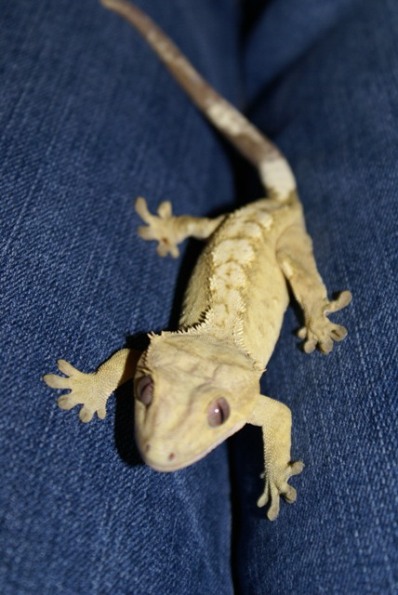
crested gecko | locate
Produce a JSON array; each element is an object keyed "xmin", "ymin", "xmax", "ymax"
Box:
[{"xmin": 43, "ymin": 0, "xmax": 352, "ymax": 520}]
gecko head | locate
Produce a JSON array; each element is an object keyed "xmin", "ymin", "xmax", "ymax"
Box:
[{"xmin": 133, "ymin": 332, "xmax": 258, "ymax": 472}]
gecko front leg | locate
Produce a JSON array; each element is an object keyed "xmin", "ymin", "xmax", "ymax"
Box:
[
  {"xmin": 277, "ymin": 224, "xmax": 352, "ymax": 354},
  {"xmin": 43, "ymin": 348, "xmax": 139, "ymax": 422},
  {"xmin": 249, "ymin": 395, "xmax": 304, "ymax": 521},
  {"xmin": 135, "ymin": 197, "xmax": 224, "ymax": 257}
]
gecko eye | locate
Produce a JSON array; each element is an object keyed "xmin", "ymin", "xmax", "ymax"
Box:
[
  {"xmin": 136, "ymin": 376, "xmax": 153, "ymax": 406},
  {"xmin": 207, "ymin": 397, "xmax": 230, "ymax": 427}
]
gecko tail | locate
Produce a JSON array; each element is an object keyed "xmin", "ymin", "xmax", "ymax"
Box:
[{"xmin": 101, "ymin": 0, "xmax": 296, "ymax": 201}]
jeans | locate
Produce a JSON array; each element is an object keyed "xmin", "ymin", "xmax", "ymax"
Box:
[{"xmin": 0, "ymin": 0, "xmax": 396, "ymax": 593}]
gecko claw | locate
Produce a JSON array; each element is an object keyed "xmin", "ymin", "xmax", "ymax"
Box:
[{"xmin": 258, "ymin": 461, "xmax": 304, "ymax": 521}]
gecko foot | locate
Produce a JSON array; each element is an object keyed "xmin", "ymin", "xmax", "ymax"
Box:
[
  {"xmin": 135, "ymin": 197, "xmax": 180, "ymax": 258},
  {"xmin": 43, "ymin": 359, "xmax": 108, "ymax": 422},
  {"xmin": 257, "ymin": 460, "xmax": 304, "ymax": 521},
  {"xmin": 298, "ymin": 290, "xmax": 352, "ymax": 354}
]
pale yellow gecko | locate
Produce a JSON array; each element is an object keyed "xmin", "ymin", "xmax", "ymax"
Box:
[{"xmin": 43, "ymin": 0, "xmax": 352, "ymax": 520}]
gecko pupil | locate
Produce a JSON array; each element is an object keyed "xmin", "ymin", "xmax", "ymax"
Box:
[
  {"xmin": 208, "ymin": 397, "xmax": 230, "ymax": 427},
  {"xmin": 136, "ymin": 375, "xmax": 153, "ymax": 406}
]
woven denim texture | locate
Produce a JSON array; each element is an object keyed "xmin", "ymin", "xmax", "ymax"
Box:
[{"xmin": 0, "ymin": 0, "xmax": 397, "ymax": 593}]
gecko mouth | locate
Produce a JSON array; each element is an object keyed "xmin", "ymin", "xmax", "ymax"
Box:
[
  {"xmin": 143, "ymin": 449, "xmax": 208, "ymax": 473},
  {"xmin": 139, "ymin": 420, "xmax": 246, "ymax": 472}
]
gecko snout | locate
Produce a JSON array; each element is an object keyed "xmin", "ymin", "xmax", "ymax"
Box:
[{"xmin": 140, "ymin": 441, "xmax": 179, "ymax": 471}]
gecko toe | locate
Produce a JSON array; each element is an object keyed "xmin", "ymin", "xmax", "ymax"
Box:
[
  {"xmin": 157, "ymin": 200, "xmax": 172, "ymax": 218},
  {"xmin": 57, "ymin": 359, "xmax": 78, "ymax": 375},
  {"xmin": 283, "ymin": 485, "xmax": 297, "ymax": 503},
  {"xmin": 290, "ymin": 461, "xmax": 304, "ymax": 476},
  {"xmin": 330, "ymin": 324, "xmax": 347, "ymax": 341},
  {"xmin": 79, "ymin": 406, "xmax": 94, "ymax": 423},
  {"xmin": 58, "ymin": 395, "xmax": 77, "ymax": 410},
  {"xmin": 135, "ymin": 197, "xmax": 152, "ymax": 221},
  {"xmin": 43, "ymin": 374, "xmax": 70, "ymax": 390},
  {"xmin": 97, "ymin": 407, "xmax": 107, "ymax": 420},
  {"xmin": 327, "ymin": 290, "xmax": 352, "ymax": 313}
]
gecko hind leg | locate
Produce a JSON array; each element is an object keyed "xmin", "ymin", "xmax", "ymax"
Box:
[
  {"xmin": 135, "ymin": 197, "xmax": 224, "ymax": 258},
  {"xmin": 276, "ymin": 224, "xmax": 352, "ymax": 354},
  {"xmin": 297, "ymin": 289, "xmax": 352, "ymax": 354}
]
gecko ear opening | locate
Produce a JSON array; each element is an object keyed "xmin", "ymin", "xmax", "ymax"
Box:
[{"xmin": 207, "ymin": 398, "xmax": 230, "ymax": 427}]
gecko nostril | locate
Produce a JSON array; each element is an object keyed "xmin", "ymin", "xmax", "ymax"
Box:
[
  {"xmin": 145, "ymin": 444, "xmax": 151, "ymax": 453},
  {"xmin": 168, "ymin": 452, "xmax": 175, "ymax": 461}
]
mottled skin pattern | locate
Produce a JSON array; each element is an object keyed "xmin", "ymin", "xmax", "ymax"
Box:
[{"xmin": 43, "ymin": 0, "xmax": 352, "ymax": 520}]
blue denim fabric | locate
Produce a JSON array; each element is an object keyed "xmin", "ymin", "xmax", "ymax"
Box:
[
  {"xmin": 231, "ymin": 0, "xmax": 398, "ymax": 593},
  {"xmin": 0, "ymin": 1, "xmax": 239, "ymax": 593},
  {"xmin": 0, "ymin": 0, "xmax": 397, "ymax": 594}
]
